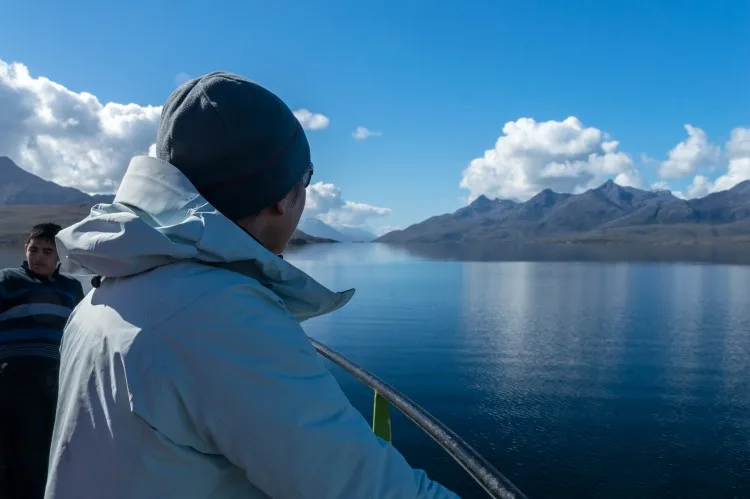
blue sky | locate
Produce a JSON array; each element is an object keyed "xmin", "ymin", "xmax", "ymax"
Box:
[{"xmin": 1, "ymin": 1, "xmax": 748, "ymax": 232}]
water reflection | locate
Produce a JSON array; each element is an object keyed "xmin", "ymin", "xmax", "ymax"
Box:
[
  {"xmin": 285, "ymin": 242, "xmax": 415, "ymax": 264},
  {"xmin": 395, "ymin": 241, "xmax": 750, "ymax": 265},
  {"xmin": 286, "ymin": 243, "xmax": 750, "ymax": 497}
]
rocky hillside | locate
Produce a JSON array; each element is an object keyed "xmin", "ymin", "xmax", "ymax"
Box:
[{"xmin": 377, "ymin": 180, "xmax": 750, "ymax": 244}]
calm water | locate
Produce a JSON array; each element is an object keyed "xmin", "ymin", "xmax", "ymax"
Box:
[
  {"xmin": 285, "ymin": 243, "xmax": 750, "ymax": 499},
  {"xmin": 2, "ymin": 244, "xmax": 749, "ymax": 498}
]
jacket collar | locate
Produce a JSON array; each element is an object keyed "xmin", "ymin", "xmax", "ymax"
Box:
[{"xmin": 56, "ymin": 155, "xmax": 354, "ymax": 322}]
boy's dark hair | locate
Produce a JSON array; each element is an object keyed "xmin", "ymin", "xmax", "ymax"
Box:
[{"xmin": 27, "ymin": 223, "xmax": 63, "ymax": 245}]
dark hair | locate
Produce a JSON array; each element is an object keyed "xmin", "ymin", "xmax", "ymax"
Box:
[
  {"xmin": 27, "ymin": 223, "xmax": 63, "ymax": 245},
  {"xmin": 290, "ymin": 162, "xmax": 313, "ymax": 205},
  {"xmin": 289, "ymin": 177, "xmax": 306, "ymax": 205}
]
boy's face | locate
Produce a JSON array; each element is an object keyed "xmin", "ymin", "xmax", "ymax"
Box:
[{"xmin": 24, "ymin": 238, "xmax": 59, "ymax": 277}]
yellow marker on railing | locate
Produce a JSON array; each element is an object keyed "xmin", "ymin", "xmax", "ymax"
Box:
[{"xmin": 372, "ymin": 391, "xmax": 392, "ymax": 442}]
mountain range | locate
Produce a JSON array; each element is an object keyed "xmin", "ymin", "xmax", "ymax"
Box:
[
  {"xmin": 7, "ymin": 154, "xmax": 750, "ymax": 246},
  {"xmin": 377, "ymin": 180, "xmax": 750, "ymax": 244},
  {"xmin": 0, "ymin": 156, "xmax": 330, "ymax": 246}
]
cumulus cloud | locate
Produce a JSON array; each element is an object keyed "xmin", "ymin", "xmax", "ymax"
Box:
[
  {"xmin": 293, "ymin": 108, "xmax": 330, "ymax": 131},
  {"xmin": 0, "ymin": 59, "xmax": 161, "ymax": 193},
  {"xmin": 672, "ymin": 190, "xmax": 687, "ymax": 200},
  {"xmin": 304, "ymin": 181, "xmax": 390, "ymax": 227},
  {"xmin": 0, "ymin": 59, "xmax": 332, "ymax": 194},
  {"xmin": 657, "ymin": 125, "xmax": 719, "ymax": 179},
  {"xmin": 352, "ymin": 126, "xmax": 382, "ymax": 141},
  {"xmin": 710, "ymin": 127, "xmax": 750, "ymax": 192},
  {"xmin": 651, "ymin": 127, "xmax": 750, "ymax": 199},
  {"xmin": 685, "ymin": 175, "xmax": 713, "ymax": 198},
  {"xmin": 681, "ymin": 127, "xmax": 750, "ymax": 196},
  {"xmin": 651, "ymin": 180, "xmax": 671, "ymax": 191},
  {"xmin": 460, "ymin": 116, "xmax": 644, "ymax": 202}
]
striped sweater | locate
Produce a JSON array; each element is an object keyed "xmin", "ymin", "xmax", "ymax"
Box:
[{"xmin": 0, "ymin": 262, "xmax": 85, "ymax": 361}]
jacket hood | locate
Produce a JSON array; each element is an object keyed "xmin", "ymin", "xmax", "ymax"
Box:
[{"xmin": 56, "ymin": 155, "xmax": 353, "ymax": 321}]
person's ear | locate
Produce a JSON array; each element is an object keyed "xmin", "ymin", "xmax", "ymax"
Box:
[
  {"xmin": 269, "ymin": 199, "xmax": 288, "ymax": 216},
  {"xmin": 270, "ymin": 187, "xmax": 300, "ymax": 216},
  {"xmin": 23, "ymin": 243, "xmax": 28, "ymax": 253}
]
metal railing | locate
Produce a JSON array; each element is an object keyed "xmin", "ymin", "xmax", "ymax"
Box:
[{"xmin": 310, "ymin": 339, "xmax": 529, "ymax": 499}]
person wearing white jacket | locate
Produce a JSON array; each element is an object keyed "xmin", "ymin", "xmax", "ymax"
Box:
[{"xmin": 44, "ymin": 72, "xmax": 459, "ymax": 499}]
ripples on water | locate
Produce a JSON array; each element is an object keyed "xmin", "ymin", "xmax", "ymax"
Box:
[{"xmin": 287, "ymin": 243, "xmax": 750, "ymax": 499}]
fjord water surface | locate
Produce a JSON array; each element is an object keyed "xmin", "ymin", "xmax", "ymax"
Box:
[{"xmin": 286, "ymin": 243, "xmax": 750, "ymax": 498}]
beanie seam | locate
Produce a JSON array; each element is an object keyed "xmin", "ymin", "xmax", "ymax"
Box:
[{"xmin": 197, "ymin": 79, "xmax": 229, "ymax": 133}]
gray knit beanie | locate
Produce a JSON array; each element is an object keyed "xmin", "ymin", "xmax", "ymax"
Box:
[{"xmin": 155, "ymin": 71, "xmax": 310, "ymax": 220}]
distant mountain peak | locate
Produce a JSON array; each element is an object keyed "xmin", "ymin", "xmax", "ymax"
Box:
[
  {"xmin": 468, "ymin": 194, "xmax": 518, "ymax": 209},
  {"xmin": 594, "ymin": 179, "xmax": 628, "ymax": 194},
  {"xmin": 467, "ymin": 194, "xmax": 494, "ymax": 212},
  {"xmin": 0, "ymin": 156, "xmax": 23, "ymax": 169},
  {"xmin": 537, "ymin": 187, "xmax": 563, "ymax": 198},
  {"xmin": 0, "ymin": 156, "xmax": 113, "ymax": 206},
  {"xmin": 302, "ymin": 217, "xmax": 327, "ymax": 226},
  {"xmin": 298, "ymin": 217, "xmax": 376, "ymax": 242},
  {"xmin": 0, "ymin": 156, "xmax": 38, "ymax": 182},
  {"xmin": 528, "ymin": 187, "xmax": 568, "ymax": 207},
  {"xmin": 455, "ymin": 193, "xmax": 516, "ymax": 220}
]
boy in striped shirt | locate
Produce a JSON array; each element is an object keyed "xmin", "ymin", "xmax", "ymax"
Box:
[{"xmin": 0, "ymin": 223, "xmax": 84, "ymax": 498}]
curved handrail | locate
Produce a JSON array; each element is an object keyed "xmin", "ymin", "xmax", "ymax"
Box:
[{"xmin": 310, "ymin": 338, "xmax": 528, "ymax": 499}]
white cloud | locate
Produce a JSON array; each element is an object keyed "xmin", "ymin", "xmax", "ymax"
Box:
[
  {"xmin": 0, "ymin": 59, "xmax": 161, "ymax": 193},
  {"xmin": 460, "ymin": 116, "xmax": 644, "ymax": 202},
  {"xmin": 672, "ymin": 190, "xmax": 687, "ymax": 200},
  {"xmin": 0, "ymin": 59, "xmax": 332, "ymax": 195},
  {"xmin": 352, "ymin": 126, "xmax": 382, "ymax": 141},
  {"xmin": 651, "ymin": 180, "xmax": 671, "ymax": 191},
  {"xmin": 685, "ymin": 175, "xmax": 712, "ymax": 198},
  {"xmin": 174, "ymin": 72, "xmax": 192, "ymax": 87},
  {"xmin": 657, "ymin": 125, "xmax": 719, "ymax": 179},
  {"xmin": 650, "ymin": 180, "xmax": 689, "ymax": 199},
  {"xmin": 293, "ymin": 108, "xmax": 330, "ymax": 131},
  {"xmin": 304, "ymin": 181, "xmax": 390, "ymax": 227},
  {"xmin": 710, "ymin": 127, "xmax": 750, "ymax": 192},
  {"xmin": 680, "ymin": 128, "xmax": 750, "ymax": 197}
]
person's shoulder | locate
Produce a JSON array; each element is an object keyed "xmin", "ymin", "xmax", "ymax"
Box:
[
  {"xmin": 114, "ymin": 260, "xmax": 288, "ymax": 332},
  {"xmin": 168, "ymin": 260, "xmax": 286, "ymax": 310},
  {"xmin": 152, "ymin": 262, "xmax": 308, "ymax": 353},
  {"xmin": 0, "ymin": 267, "xmax": 31, "ymax": 299},
  {"xmin": 0, "ymin": 266, "xmax": 26, "ymax": 284}
]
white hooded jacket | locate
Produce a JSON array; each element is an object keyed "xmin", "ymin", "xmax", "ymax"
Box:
[{"xmin": 45, "ymin": 156, "xmax": 459, "ymax": 499}]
